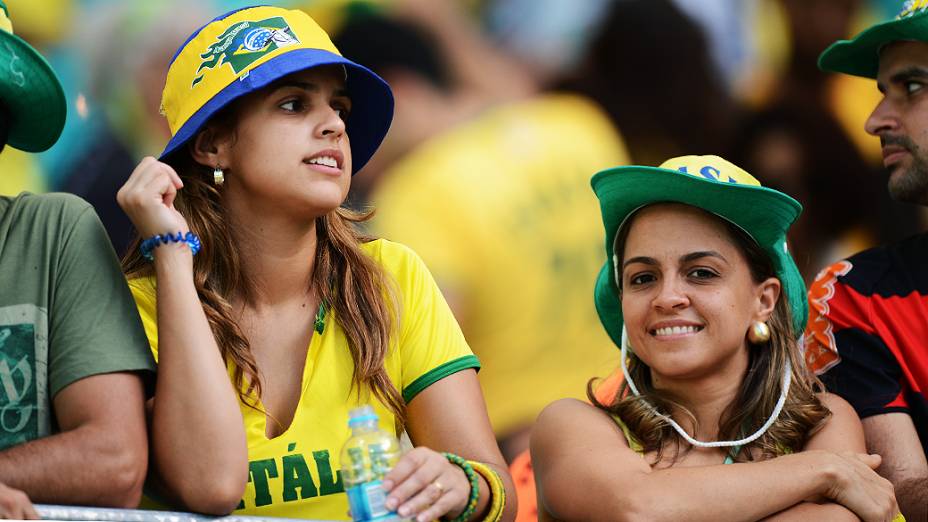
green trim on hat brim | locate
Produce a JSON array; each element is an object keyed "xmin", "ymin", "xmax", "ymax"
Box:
[
  {"xmin": 819, "ymin": 9, "xmax": 928, "ymax": 78},
  {"xmin": 0, "ymin": 29, "xmax": 66, "ymax": 152},
  {"xmin": 591, "ymin": 166, "xmax": 808, "ymax": 350}
]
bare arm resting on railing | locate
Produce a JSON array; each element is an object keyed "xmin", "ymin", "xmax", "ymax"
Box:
[{"xmin": 0, "ymin": 373, "xmax": 148, "ymax": 509}]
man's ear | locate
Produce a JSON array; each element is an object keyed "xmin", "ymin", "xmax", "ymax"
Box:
[
  {"xmin": 190, "ymin": 125, "xmax": 232, "ymax": 169},
  {"xmin": 755, "ymin": 277, "xmax": 781, "ymax": 322}
]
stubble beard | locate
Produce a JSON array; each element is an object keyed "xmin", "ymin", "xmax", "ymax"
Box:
[{"xmin": 886, "ymin": 137, "xmax": 928, "ymax": 206}]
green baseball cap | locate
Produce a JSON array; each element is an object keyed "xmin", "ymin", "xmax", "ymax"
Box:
[
  {"xmin": 592, "ymin": 155, "xmax": 808, "ymax": 349},
  {"xmin": 0, "ymin": 0, "xmax": 66, "ymax": 152},
  {"xmin": 819, "ymin": 0, "xmax": 928, "ymax": 78}
]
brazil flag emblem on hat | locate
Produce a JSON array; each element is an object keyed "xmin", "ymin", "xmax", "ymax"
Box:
[
  {"xmin": 193, "ymin": 16, "xmax": 300, "ymax": 87},
  {"xmin": 819, "ymin": 0, "xmax": 928, "ymax": 78}
]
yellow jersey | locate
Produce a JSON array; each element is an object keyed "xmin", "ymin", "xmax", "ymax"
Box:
[{"xmin": 129, "ymin": 239, "xmax": 479, "ymax": 520}]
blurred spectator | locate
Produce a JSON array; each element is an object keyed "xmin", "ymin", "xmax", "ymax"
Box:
[
  {"xmin": 483, "ymin": 0, "xmax": 613, "ymax": 85},
  {"xmin": 392, "ymin": 0, "xmax": 536, "ymax": 102},
  {"xmin": 729, "ymin": 0, "xmax": 922, "ymax": 282},
  {"xmin": 59, "ymin": 1, "xmax": 213, "ymax": 254},
  {"xmin": 555, "ymin": 0, "xmax": 737, "ymax": 167},
  {"xmin": 0, "ymin": 0, "xmax": 154, "ymax": 515},
  {"xmin": 671, "ymin": 0, "xmax": 760, "ymax": 90},
  {"xmin": 335, "ymin": 12, "xmax": 475, "ymax": 205},
  {"xmin": 333, "ymin": 0, "xmax": 536, "ymax": 204},
  {"xmin": 779, "ymin": 0, "xmax": 862, "ymax": 101},
  {"xmin": 728, "ymin": 101, "xmax": 919, "ymax": 282},
  {"xmin": 339, "ymin": 0, "xmax": 735, "ymax": 462}
]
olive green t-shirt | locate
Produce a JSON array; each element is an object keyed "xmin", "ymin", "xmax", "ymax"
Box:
[{"xmin": 0, "ymin": 192, "xmax": 154, "ymax": 449}]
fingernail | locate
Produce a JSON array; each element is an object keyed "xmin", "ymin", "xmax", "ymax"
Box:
[
  {"xmin": 398, "ymin": 506, "xmax": 410, "ymax": 517},
  {"xmin": 383, "ymin": 480, "xmax": 394, "ymax": 491},
  {"xmin": 386, "ymin": 498, "xmax": 397, "ymax": 510}
]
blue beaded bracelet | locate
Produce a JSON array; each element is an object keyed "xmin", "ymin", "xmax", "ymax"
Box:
[{"xmin": 140, "ymin": 231, "xmax": 201, "ymax": 261}]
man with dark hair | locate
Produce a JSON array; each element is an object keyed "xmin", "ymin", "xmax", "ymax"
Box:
[
  {"xmin": 0, "ymin": 1, "xmax": 154, "ymax": 517},
  {"xmin": 806, "ymin": 1, "xmax": 928, "ymax": 519}
]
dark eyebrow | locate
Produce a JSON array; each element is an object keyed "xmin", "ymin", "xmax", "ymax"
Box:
[
  {"xmin": 270, "ymin": 80, "xmax": 319, "ymax": 94},
  {"xmin": 681, "ymin": 251, "xmax": 728, "ymax": 264},
  {"xmin": 622, "ymin": 256, "xmax": 657, "ymax": 269},
  {"xmin": 622, "ymin": 251, "xmax": 727, "ymax": 270},
  {"xmin": 878, "ymin": 66, "xmax": 928, "ymax": 93},
  {"xmin": 267, "ymin": 81, "xmax": 350, "ymax": 99}
]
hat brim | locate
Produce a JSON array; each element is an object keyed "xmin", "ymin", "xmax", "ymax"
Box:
[
  {"xmin": 818, "ymin": 10, "xmax": 928, "ymax": 78},
  {"xmin": 159, "ymin": 48, "xmax": 393, "ymax": 174},
  {"xmin": 0, "ymin": 31, "xmax": 66, "ymax": 152},
  {"xmin": 591, "ymin": 166, "xmax": 807, "ymax": 349}
]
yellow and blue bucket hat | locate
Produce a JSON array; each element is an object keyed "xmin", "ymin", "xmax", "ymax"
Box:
[
  {"xmin": 592, "ymin": 155, "xmax": 808, "ymax": 348},
  {"xmin": 819, "ymin": 0, "xmax": 928, "ymax": 78},
  {"xmin": 160, "ymin": 5, "xmax": 393, "ymax": 173},
  {"xmin": 0, "ymin": 0, "xmax": 66, "ymax": 152}
]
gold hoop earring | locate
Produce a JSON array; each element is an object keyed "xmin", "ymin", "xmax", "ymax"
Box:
[
  {"xmin": 748, "ymin": 321, "xmax": 771, "ymax": 344},
  {"xmin": 213, "ymin": 165, "xmax": 225, "ymax": 186}
]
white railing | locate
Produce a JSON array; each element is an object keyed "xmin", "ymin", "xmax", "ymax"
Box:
[{"xmin": 36, "ymin": 504, "xmax": 333, "ymax": 522}]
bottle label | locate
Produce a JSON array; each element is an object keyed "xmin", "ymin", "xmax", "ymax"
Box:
[{"xmin": 346, "ymin": 480, "xmax": 394, "ymax": 521}]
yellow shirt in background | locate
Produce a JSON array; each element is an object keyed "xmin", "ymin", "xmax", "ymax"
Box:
[
  {"xmin": 371, "ymin": 94, "xmax": 628, "ymax": 436},
  {"xmin": 129, "ymin": 239, "xmax": 479, "ymax": 520},
  {"xmin": 0, "ymin": 149, "xmax": 45, "ymax": 195}
]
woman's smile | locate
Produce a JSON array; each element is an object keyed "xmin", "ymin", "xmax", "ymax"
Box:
[{"xmin": 649, "ymin": 321, "xmax": 705, "ymax": 339}]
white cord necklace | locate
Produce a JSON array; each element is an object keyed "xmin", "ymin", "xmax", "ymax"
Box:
[{"xmin": 619, "ymin": 325, "xmax": 792, "ymax": 449}]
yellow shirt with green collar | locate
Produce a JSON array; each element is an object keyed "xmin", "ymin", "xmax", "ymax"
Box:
[{"xmin": 128, "ymin": 238, "xmax": 479, "ymax": 520}]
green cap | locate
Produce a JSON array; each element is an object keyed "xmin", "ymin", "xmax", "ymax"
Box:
[
  {"xmin": 592, "ymin": 155, "xmax": 807, "ymax": 349},
  {"xmin": 819, "ymin": 0, "xmax": 928, "ymax": 78},
  {"xmin": 0, "ymin": 0, "xmax": 66, "ymax": 152}
]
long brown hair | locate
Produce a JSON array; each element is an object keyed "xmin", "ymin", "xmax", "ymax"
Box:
[
  {"xmin": 591, "ymin": 209, "xmax": 830, "ymax": 463},
  {"xmin": 123, "ymin": 112, "xmax": 406, "ymax": 426}
]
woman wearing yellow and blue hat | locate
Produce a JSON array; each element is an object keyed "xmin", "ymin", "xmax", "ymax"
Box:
[
  {"xmin": 530, "ymin": 156, "xmax": 903, "ymax": 521},
  {"xmin": 116, "ymin": 6, "xmax": 512, "ymax": 521}
]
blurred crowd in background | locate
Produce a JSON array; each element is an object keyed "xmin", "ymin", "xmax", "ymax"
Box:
[{"xmin": 4, "ymin": 0, "xmax": 927, "ymax": 461}]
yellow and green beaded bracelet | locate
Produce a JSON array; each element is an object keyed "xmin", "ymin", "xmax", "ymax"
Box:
[{"xmin": 442, "ymin": 452, "xmax": 480, "ymax": 522}]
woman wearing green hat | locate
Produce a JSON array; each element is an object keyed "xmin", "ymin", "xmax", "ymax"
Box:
[
  {"xmin": 530, "ymin": 156, "xmax": 901, "ymax": 521},
  {"xmin": 116, "ymin": 5, "xmax": 512, "ymax": 521}
]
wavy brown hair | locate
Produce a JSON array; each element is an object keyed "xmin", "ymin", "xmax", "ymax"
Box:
[
  {"xmin": 123, "ymin": 108, "xmax": 405, "ymax": 425},
  {"xmin": 591, "ymin": 208, "xmax": 830, "ymax": 463}
]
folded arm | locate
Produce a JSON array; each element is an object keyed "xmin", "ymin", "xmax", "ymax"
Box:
[
  {"xmin": 0, "ymin": 372, "xmax": 148, "ymax": 507},
  {"xmin": 531, "ymin": 395, "xmax": 890, "ymax": 522},
  {"xmin": 862, "ymin": 412, "xmax": 927, "ymax": 521}
]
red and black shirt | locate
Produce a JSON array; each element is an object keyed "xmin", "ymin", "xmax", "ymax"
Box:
[{"xmin": 804, "ymin": 232, "xmax": 928, "ymax": 455}]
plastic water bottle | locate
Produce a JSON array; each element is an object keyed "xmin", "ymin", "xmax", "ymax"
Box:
[{"xmin": 341, "ymin": 406, "xmax": 406, "ymax": 522}]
